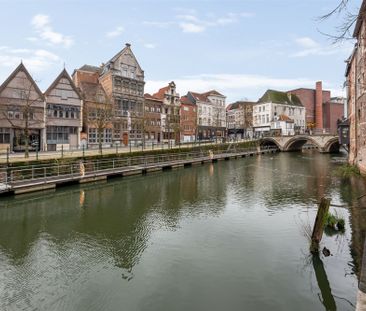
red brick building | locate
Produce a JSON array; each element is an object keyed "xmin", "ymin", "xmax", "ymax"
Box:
[
  {"xmin": 287, "ymin": 81, "xmax": 344, "ymax": 133},
  {"xmin": 143, "ymin": 93, "xmax": 163, "ymax": 144},
  {"xmin": 180, "ymin": 96, "xmax": 197, "ymax": 142},
  {"xmin": 345, "ymin": 0, "xmax": 366, "ymax": 175}
]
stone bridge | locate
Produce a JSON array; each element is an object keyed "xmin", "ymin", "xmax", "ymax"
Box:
[{"xmin": 260, "ymin": 135, "xmax": 340, "ymax": 153}]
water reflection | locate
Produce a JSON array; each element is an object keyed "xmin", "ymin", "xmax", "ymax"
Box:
[
  {"xmin": 0, "ymin": 151, "xmax": 363, "ymax": 311},
  {"xmin": 312, "ymin": 254, "xmax": 337, "ymax": 311}
]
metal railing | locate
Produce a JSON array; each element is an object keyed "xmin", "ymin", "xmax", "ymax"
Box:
[
  {"xmin": 4, "ymin": 146, "xmax": 274, "ymax": 186},
  {"xmin": 0, "ymin": 139, "xmax": 258, "ymax": 163}
]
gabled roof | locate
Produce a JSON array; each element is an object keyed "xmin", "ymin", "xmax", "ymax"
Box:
[
  {"xmin": 203, "ymin": 90, "xmax": 225, "ymax": 97},
  {"xmin": 258, "ymin": 89, "xmax": 303, "ymax": 107},
  {"xmin": 0, "ymin": 62, "xmax": 45, "ymax": 100},
  {"xmin": 45, "ymin": 68, "xmax": 82, "ymax": 99},
  {"xmin": 105, "ymin": 43, "xmax": 143, "ymax": 73}
]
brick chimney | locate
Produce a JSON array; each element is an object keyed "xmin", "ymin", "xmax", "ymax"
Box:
[{"xmin": 315, "ymin": 81, "xmax": 323, "ymax": 129}]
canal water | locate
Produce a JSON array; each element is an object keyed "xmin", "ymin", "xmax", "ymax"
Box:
[{"xmin": 0, "ymin": 151, "xmax": 365, "ymax": 311}]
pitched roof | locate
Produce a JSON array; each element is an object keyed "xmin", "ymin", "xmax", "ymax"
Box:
[
  {"xmin": 78, "ymin": 82, "xmax": 107, "ymax": 102},
  {"xmin": 105, "ymin": 43, "xmax": 143, "ymax": 73},
  {"xmin": 152, "ymin": 86, "xmax": 169, "ymax": 100},
  {"xmin": 180, "ymin": 95, "xmax": 195, "ymax": 105},
  {"xmin": 258, "ymin": 89, "xmax": 303, "ymax": 107},
  {"xmin": 203, "ymin": 90, "xmax": 225, "ymax": 97},
  {"xmin": 77, "ymin": 64, "xmax": 101, "ymax": 73},
  {"xmin": 189, "ymin": 91, "xmax": 209, "ymax": 102},
  {"xmin": 227, "ymin": 101, "xmax": 255, "ymax": 110},
  {"xmin": 144, "ymin": 93, "xmax": 163, "ymax": 102},
  {"xmin": 0, "ymin": 62, "xmax": 45, "ymax": 100},
  {"xmin": 45, "ymin": 68, "xmax": 82, "ymax": 99}
]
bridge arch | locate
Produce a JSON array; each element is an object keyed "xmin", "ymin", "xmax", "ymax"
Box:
[
  {"xmin": 260, "ymin": 137, "xmax": 282, "ymax": 150},
  {"xmin": 283, "ymin": 136, "xmax": 320, "ymax": 152},
  {"xmin": 323, "ymin": 137, "xmax": 340, "ymax": 153}
]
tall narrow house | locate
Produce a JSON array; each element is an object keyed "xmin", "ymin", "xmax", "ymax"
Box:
[
  {"xmin": 152, "ymin": 81, "xmax": 181, "ymax": 143},
  {"xmin": 0, "ymin": 63, "xmax": 45, "ymax": 152},
  {"xmin": 44, "ymin": 69, "xmax": 83, "ymax": 151},
  {"xmin": 99, "ymin": 43, "xmax": 145, "ymax": 146}
]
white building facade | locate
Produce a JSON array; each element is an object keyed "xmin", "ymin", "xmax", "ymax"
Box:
[
  {"xmin": 187, "ymin": 90, "xmax": 226, "ymax": 140},
  {"xmin": 253, "ymin": 90, "xmax": 305, "ymax": 136}
]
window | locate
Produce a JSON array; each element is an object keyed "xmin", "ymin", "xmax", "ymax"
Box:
[
  {"xmin": 88, "ymin": 128, "xmax": 112, "ymax": 144},
  {"xmin": 46, "ymin": 126, "xmax": 77, "ymax": 143},
  {"xmin": 0, "ymin": 128, "xmax": 10, "ymax": 144}
]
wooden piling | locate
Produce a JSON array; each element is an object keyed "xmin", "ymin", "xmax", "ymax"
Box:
[{"xmin": 310, "ymin": 197, "xmax": 331, "ymax": 253}]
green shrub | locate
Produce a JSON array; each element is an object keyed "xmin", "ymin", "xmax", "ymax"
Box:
[{"xmin": 335, "ymin": 164, "xmax": 360, "ymax": 178}]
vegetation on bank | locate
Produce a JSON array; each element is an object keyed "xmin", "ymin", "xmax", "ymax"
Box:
[
  {"xmin": 324, "ymin": 211, "xmax": 345, "ymax": 236},
  {"xmin": 334, "ymin": 163, "xmax": 360, "ymax": 178}
]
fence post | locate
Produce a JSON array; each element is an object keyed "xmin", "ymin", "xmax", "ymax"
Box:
[
  {"xmin": 6, "ymin": 147, "xmax": 9, "ymax": 166},
  {"xmin": 61, "ymin": 145, "xmax": 64, "ymax": 158}
]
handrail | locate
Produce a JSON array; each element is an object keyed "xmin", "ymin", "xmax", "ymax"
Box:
[{"xmin": 5, "ymin": 147, "xmax": 277, "ymax": 185}]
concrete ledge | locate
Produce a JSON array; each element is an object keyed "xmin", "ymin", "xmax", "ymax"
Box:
[
  {"xmin": 146, "ymin": 167, "xmax": 163, "ymax": 173},
  {"xmin": 122, "ymin": 169, "xmax": 143, "ymax": 176},
  {"xmin": 14, "ymin": 183, "xmax": 56, "ymax": 195},
  {"xmin": 80, "ymin": 175, "xmax": 107, "ymax": 184},
  {"xmin": 171, "ymin": 164, "xmax": 184, "ymax": 169},
  {"xmin": 191, "ymin": 161, "xmax": 202, "ymax": 166}
]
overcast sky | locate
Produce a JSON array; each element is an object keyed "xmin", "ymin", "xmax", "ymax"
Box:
[{"xmin": 0, "ymin": 0, "xmax": 360, "ymax": 103}]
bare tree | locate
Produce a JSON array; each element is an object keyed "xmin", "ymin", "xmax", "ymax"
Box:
[
  {"xmin": 318, "ymin": 0, "xmax": 360, "ymax": 42},
  {"xmin": 86, "ymin": 95, "xmax": 113, "ymax": 154},
  {"xmin": 0, "ymin": 75, "xmax": 44, "ymax": 158}
]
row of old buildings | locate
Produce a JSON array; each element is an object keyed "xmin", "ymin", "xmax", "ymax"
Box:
[
  {"xmin": 0, "ymin": 43, "xmax": 345, "ymax": 152},
  {"xmin": 227, "ymin": 82, "xmax": 344, "ymax": 139}
]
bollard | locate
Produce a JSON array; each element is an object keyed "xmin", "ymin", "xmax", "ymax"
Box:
[{"xmin": 61, "ymin": 145, "xmax": 64, "ymax": 158}]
